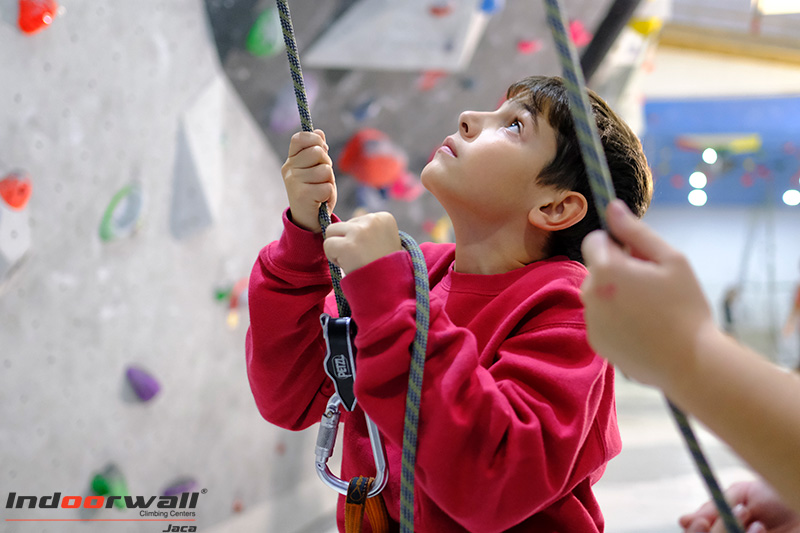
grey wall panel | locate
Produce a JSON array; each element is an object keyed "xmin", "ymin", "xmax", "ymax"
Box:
[{"xmin": 0, "ymin": 0, "xmax": 328, "ymax": 530}]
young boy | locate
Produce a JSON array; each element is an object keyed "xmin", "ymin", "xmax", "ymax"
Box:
[{"xmin": 246, "ymin": 76, "xmax": 652, "ymax": 532}]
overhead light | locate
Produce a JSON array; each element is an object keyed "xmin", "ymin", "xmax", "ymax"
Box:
[
  {"xmin": 702, "ymin": 148, "xmax": 718, "ymax": 165},
  {"xmin": 689, "ymin": 171, "xmax": 708, "ymax": 189},
  {"xmin": 688, "ymin": 189, "xmax": 707, "ymax": 206},
  {"xmin": 757, "ymin": 0, "xmax": 800, "ymax": 14},
  {"xmin": 783, "ymin": 189, "xmax": 800, "ymax": 206}
]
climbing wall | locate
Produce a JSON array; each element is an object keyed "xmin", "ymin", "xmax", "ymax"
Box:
[{"xmin": 0, "ymin": 0, "xmax": 336, "ymax": 531}]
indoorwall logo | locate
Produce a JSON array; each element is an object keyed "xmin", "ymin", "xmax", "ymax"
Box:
[{"xmin": 4, "ymin": 489, "xmax": 205, "ymax": 530}]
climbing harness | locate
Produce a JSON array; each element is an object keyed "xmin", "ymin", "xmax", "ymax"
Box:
[
  {"xmin": 276, "ymin": 2, "xmax": 431, "ymax": 532},
  {"xmin": 543, "ymin": 0, "xmax": 744, "ymax": 531}
]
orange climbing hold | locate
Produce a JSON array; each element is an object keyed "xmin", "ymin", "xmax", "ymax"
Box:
[
  {"xmin": 338, "ymin": 129, "xmax": 407, "ymax": 189},
  {"xmin": 18, "ymin": 0, "xmax": 59, "ymax": 34}
]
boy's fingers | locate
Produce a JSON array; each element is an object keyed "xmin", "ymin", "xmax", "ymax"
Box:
[
  {"xmin": 288, "ymin": 131, "xmax": 328, "ymax": 157},
  {"xmin": 290, "ymin": 146, "xmax": 333, "ymax": 171},
  {"xmin": 606, "ymin": 200, "xmax": 672, "ymax": 263},
  {"xmin": 323, "ymin": 221, "xmax": 348, "ymax": 238}
]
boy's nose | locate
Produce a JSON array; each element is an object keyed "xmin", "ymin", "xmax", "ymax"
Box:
[{"xmin": 459, "ymin": 110, "xmax": 480, "ymax": 138}]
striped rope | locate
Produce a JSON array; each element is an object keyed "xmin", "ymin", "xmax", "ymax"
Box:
[
  {"xmin": 276, "ymin": 3, "xmax": 431, "ymax": 530},
  {"xmin": 544, "ymin": 0, "xmax": 743, "ymax": 531},
  {"xmin": 276, "ymin": 0, "xmax": 349, "ymax": 316},
  {"xmin": 398, "ymin": 232, "xmax": 430, "ymax": 533},
  {"xmin": 667, "ymin": 401, "xmax": 746, "ymax": 533},
  {"xmin": 543, "ymin": 0, "xmax": 615, "ymax": 229}
]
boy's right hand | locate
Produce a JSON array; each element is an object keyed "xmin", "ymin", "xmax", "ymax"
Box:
[{"xmin": 281, "ymin": 129, "xmax": 336, "ymax": 233}]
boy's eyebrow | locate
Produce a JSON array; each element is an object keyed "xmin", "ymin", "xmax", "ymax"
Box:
[{"xmin": 509, "ymin": 99, "xmax": 540, "ymax": 130}]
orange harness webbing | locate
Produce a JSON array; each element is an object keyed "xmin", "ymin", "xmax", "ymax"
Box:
[{"xmin": 345, "ymin": 476, "xmax": 389, "ymax": 533}]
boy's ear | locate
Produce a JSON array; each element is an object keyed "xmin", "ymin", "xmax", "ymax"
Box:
[{"xmin": 528, "ymin": 191, "xmax": 588, "ymax": 231}]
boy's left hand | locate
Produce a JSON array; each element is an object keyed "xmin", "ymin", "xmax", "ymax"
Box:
[{"xmin": 323, "ymin": 212, "xmax": 402, "ymax": 274}]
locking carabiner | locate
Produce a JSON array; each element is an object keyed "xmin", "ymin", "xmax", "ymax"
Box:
[
  {"xmin": 316, "ymin": 314, "xmax": 388, "ymax": 497},
  {"xmin": 314, "ymin": 393, "xmax": 388, "ymax": 497}
]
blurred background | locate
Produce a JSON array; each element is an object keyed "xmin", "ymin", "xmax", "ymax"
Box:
[{"xmin": 2, "ymin": 0, "xmax": 799, "ymax": 531}]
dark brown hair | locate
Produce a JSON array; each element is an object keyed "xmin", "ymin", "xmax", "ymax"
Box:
[{"xmin": 507, "ymin": 76, "xmax": 653, "ymax": 263}]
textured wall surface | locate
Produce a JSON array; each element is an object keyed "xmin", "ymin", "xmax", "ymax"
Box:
[{"xmin": 0, "ymin": 0, "xmax": 336, "ymax": 531}]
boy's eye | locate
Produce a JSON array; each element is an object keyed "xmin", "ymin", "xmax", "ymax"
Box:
[{"xmin": 507, "ymin": 119, "xmax": 522, "ymax": 132}]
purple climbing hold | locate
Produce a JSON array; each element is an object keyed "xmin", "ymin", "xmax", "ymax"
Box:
[
  {"xmin": 163, "ymin": 478, "xmax": 198, "ymax": 497},
  {"xmin": 126, "ymin": 366, "xmax": 160, "ymax": 402}
]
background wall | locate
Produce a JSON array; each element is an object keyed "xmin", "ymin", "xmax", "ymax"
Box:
[
  {"xmin": 0, "ymin": 0, "xmax": 337, "ymax": 531},
  {"xmin": 639, "ymin": 44, "xmax": 800, "ymax": 364}
]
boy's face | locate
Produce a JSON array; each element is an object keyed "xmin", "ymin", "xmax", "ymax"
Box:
[{"xmin": 421, "ymin": 98, "xmax": 559, "ymax": 222}]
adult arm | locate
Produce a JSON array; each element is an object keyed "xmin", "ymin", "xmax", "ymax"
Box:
[{"xmin": 581, "ymin": 199, "xmax": 800, "ymax": 514}]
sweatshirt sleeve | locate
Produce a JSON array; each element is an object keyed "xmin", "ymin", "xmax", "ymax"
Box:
[
  {"xmin": 341, "ymin": 252, "xmax": 613, "ymax": 532},
  {"xmin": 245, "ymin": 209, "xmax": 339, "ymax": 431}
]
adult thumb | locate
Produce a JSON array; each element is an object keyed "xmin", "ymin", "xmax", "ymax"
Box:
[{"xmin": 606, "ymin": 199, "xmax": 671, "ymax": 263}]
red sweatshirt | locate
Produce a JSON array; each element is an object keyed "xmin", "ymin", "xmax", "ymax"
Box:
[{"xmin": 246, "ymin": 211, "xmax": 621, "ymax": 532}]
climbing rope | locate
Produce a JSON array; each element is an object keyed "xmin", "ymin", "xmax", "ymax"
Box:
[
  {"xmin": 543, "ymin": 0, "xmax": 744, "ymax": 531},
  {"xmin": 276, "ymin": 2, "xmax": 430, "ymax": 531},
  {"xmin": 275, "ymin": 0, "xmax": 349, "ymax": 317}
]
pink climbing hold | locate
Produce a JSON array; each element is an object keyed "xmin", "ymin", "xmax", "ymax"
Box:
[
  {"xmin": 416, "ymin": 70, "xmax": 447, "ymax": 92},
  {"xmin": 125, "ymin": 366, "xmax": 160, "ymax": 402},
  {"xmin": 569, "ymin": 20, "xmax": 593, "ymax": 47},
  {"xmin": 388, "ymin": 172, "xmax": 425, "ymax": 202},
  {"xmin": 516, "ymin": 39, "xmax": 542, "ymax": 55}
]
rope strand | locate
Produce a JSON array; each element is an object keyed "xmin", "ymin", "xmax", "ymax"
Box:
[{"xmin": 276, "ymin": 0, "xmax": 349, "ymax": 317}]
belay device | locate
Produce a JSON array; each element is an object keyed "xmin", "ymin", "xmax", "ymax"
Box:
[{"xmin": 315, "ymin": 314, "xmax": 389, "ymax": 498}]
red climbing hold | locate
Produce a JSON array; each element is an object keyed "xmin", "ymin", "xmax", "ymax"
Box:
[
  {"xmin": 0, "ymin": 172, "xmax": 32, "ymax": 211},
  {"xmin": 429, "ymin": 1, "xmax": 454, "ymax": 17},
  {"xmin": 18, "ymin": 0, "xmax": 59, "ymax": 34}
]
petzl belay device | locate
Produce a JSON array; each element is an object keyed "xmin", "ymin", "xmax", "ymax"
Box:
[{"xmin": 320, "ymin": 313, "xmax": 358, "ymax": 411}]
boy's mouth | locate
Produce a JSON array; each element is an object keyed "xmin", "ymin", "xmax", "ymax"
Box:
[{"xmin": 438, "ymin": 136, "xmax": 457, "ymax": 157}]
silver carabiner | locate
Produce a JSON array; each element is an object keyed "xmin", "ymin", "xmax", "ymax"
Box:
[{"xmin": 314, "ymin": 393, "xmax": 388, "ymax": 497}]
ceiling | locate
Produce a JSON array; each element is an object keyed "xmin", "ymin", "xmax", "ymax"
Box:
[{"xmin": 202, "ymin": 0, "xmax": 800, "ymax": 223}]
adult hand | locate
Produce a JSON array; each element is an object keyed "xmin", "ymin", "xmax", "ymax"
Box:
[
  {"xmin": 680, "ymin": 479, "xmax": 800, "ymax": 533},
  {"xmin": 323, "ymin": 212, "xmax": 402, "ymax": 274},
  {"xmin": 281, "ymin": 129, "xmax": 336, "ymax": 233},
  {"xmin": 579, "ymin": 199, "xmax": 716, "ymax": 391}
]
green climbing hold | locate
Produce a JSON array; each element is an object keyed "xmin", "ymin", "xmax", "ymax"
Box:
[
  {"xmin": 246, "ymin": 8, "xmax": 284, "ymax": 57},
  {"xmin": 99, "ymin": 182, "xmax": 145, "ymax": 242},
  {"xmin": 90, "ymin": 464, "xmax": 129, "ymax": 509}
]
